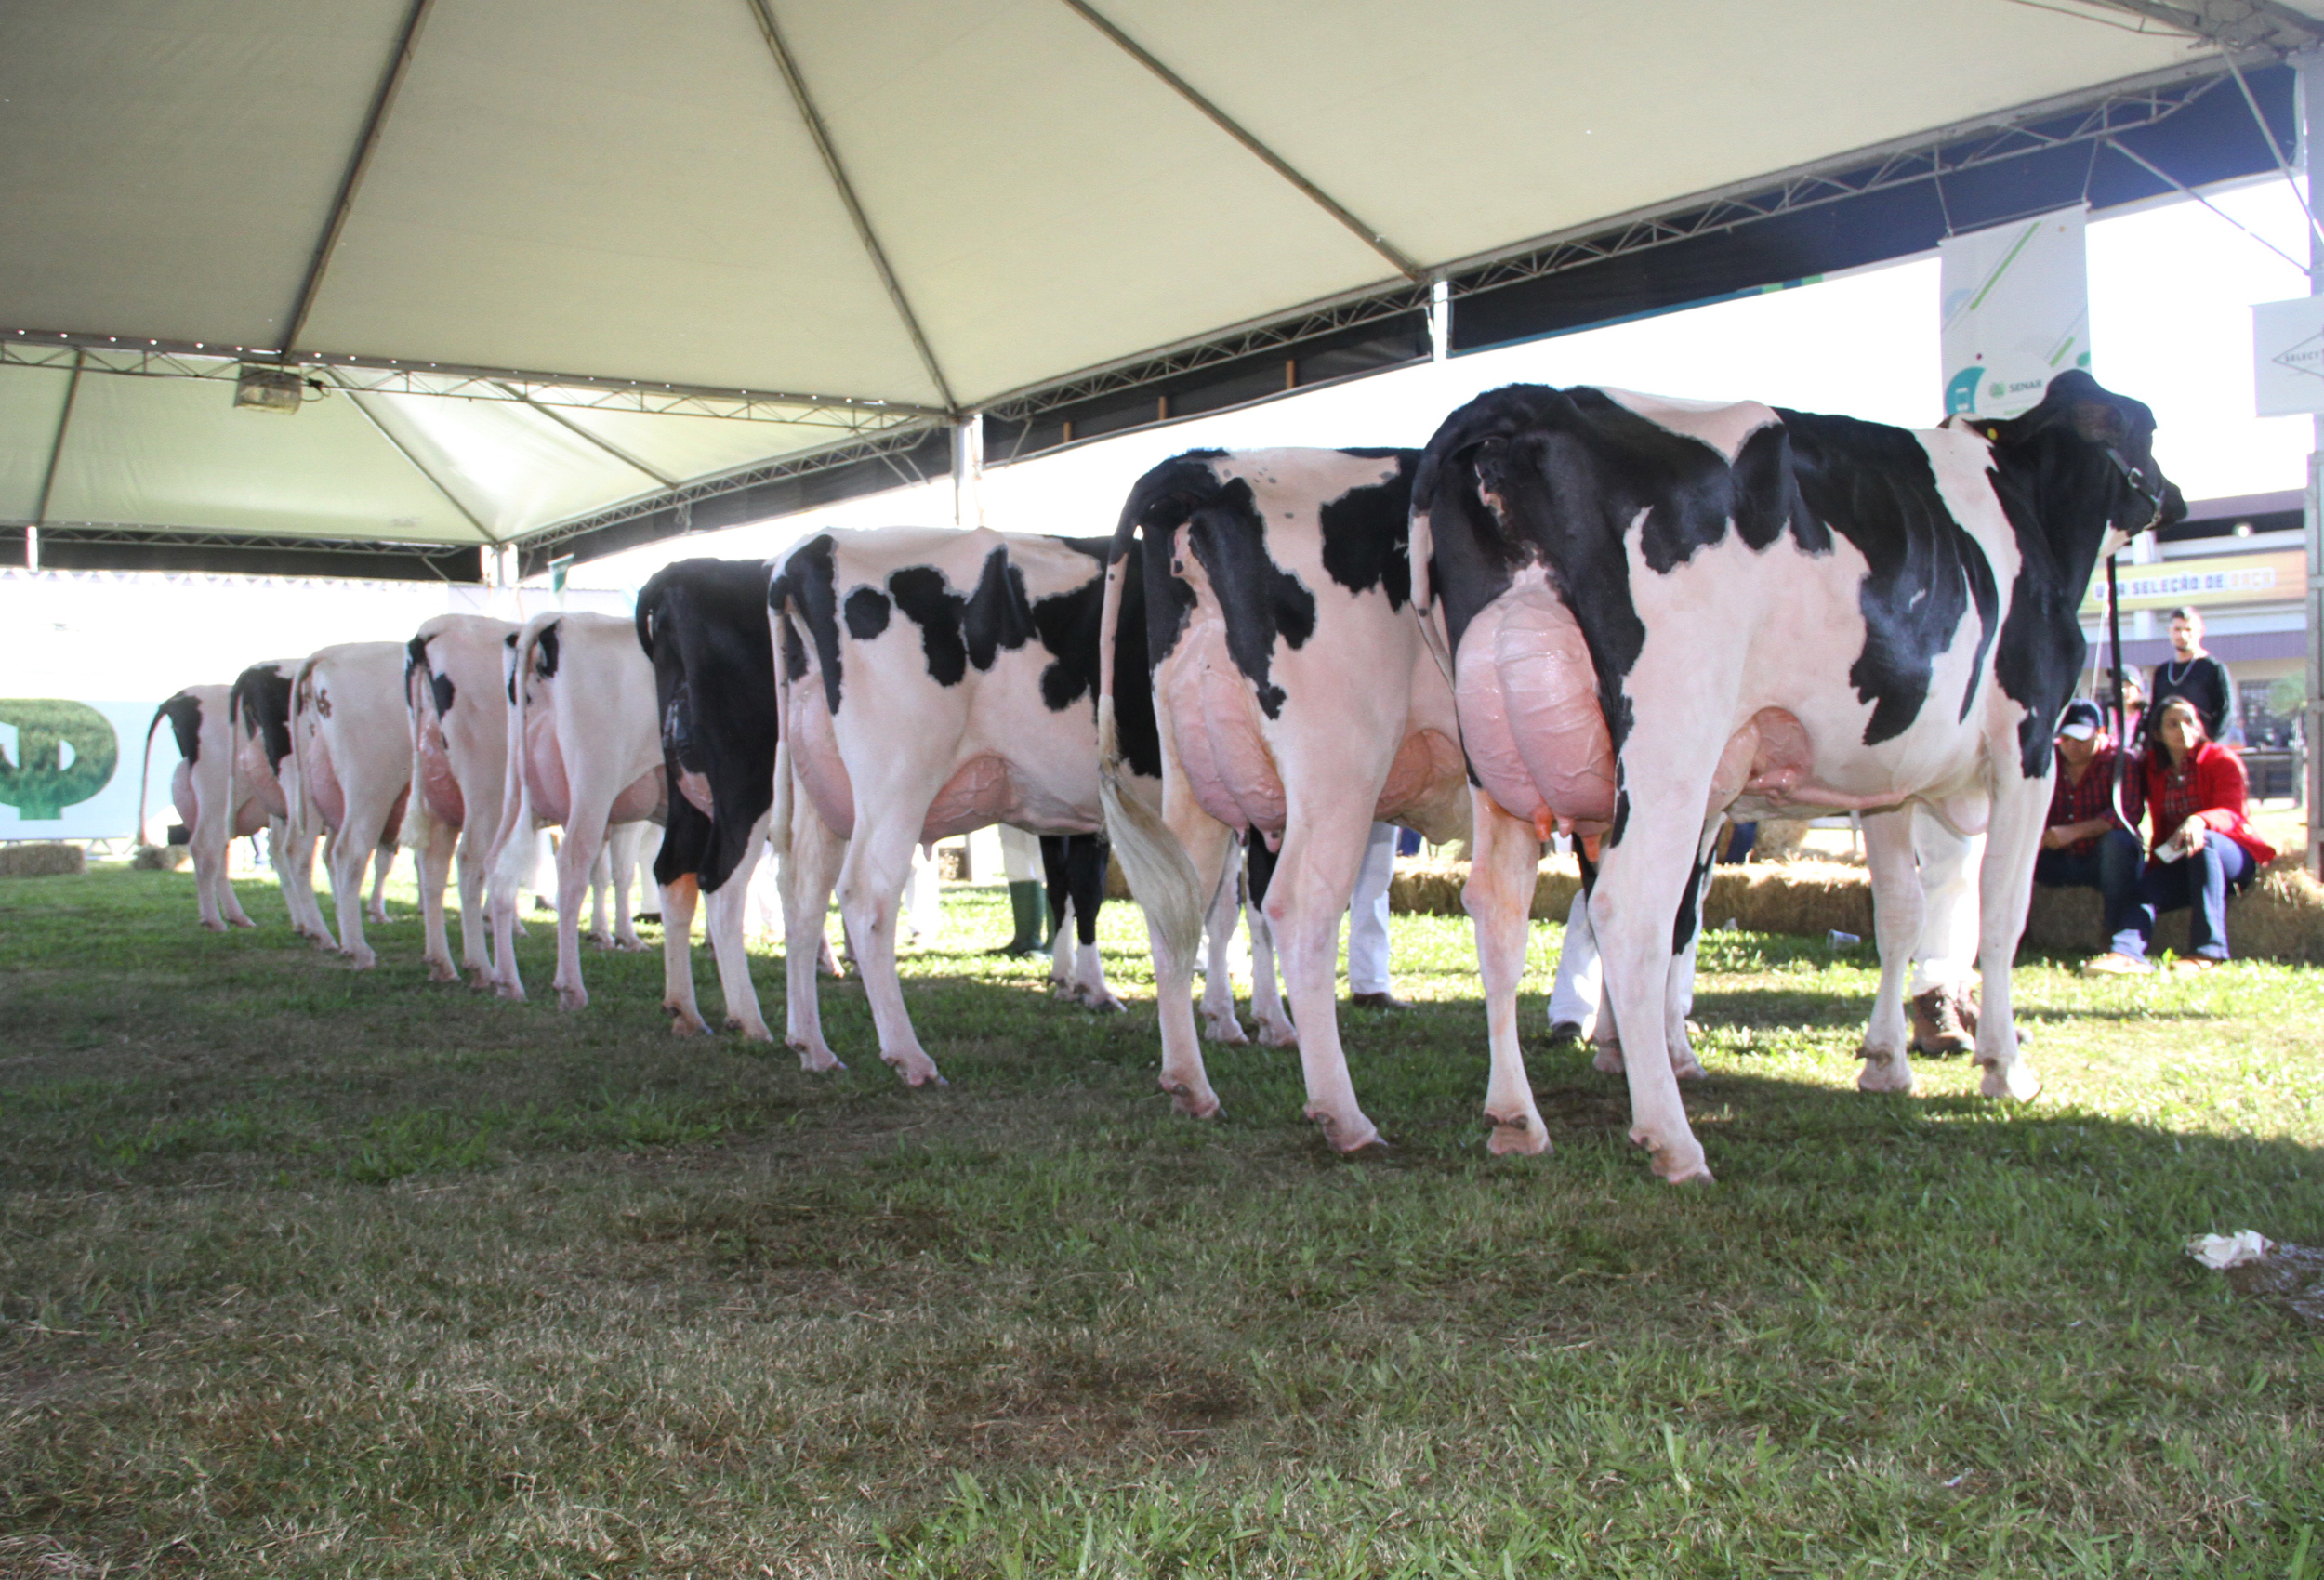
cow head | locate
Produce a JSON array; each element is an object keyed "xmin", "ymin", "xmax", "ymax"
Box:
[{"xmin": 1961, "ymin": 370, "xmax": 2185, "ymax": 559}]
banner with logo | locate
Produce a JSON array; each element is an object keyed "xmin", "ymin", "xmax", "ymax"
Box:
[
  {"xmin": 0, "ymin": 698, "xmax": 176, "ymax": 843},
  {"xmin": 1941, "ymin": 205, "xmax": 2090, "ymax": 421}
]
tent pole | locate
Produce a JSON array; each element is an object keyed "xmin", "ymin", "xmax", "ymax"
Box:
[
  {"xmin": 2303, "ymin": 49, "xmax": 2324, "ymax": 880},
  {"xmin": 953, "ymin": 415, "xmax": 984, "ymax": 530},
  {"xmin": 31, "ymin": 350, "xmax": 85, "ymax": 563}
]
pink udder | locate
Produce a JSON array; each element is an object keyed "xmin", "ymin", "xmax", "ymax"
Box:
[
  {"xmin": 1453, "ymin": 581, "xmax": 1615, "ymax": 836},
  {"xmin": 307, "ymin": 732, "xmax": 348, "ymax": 832},
  {"xmin": 922, "ymin": 756, "xmax": 1011, "ymax": 842},
  {"xmin": 1162, "ymin": 635, "xmax": 1287, "ymax": 835},
  {"xmin": 677, "ymin": 769, "xmax": 714, "ymax": 818},
  {"xmin": 171, "ymin": 763, "xmax": 198, "ymax": 829},
  {"xmin": 417, "ymin": 727, "xmax": 465, "ymax": 828},
  {"xmin": 787, "ymin": 689, "xmax": 854, "ymax": 838},
  {"xmin": 525, "ymin": 707, "xmax": 572, "ymax": 827}
]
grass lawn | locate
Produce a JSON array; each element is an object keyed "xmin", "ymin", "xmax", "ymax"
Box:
[{"xmin": 1, "ymin": 862, "xmax": 2319, "ymax": 1578}]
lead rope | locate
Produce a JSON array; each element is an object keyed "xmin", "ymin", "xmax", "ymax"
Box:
[{"xmin": 2105, "ymin": 548, "xmax": 2144, "ymax": 855}]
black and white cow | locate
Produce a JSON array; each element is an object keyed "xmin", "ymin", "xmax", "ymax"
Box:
[
  {"xmin": 291, "ymin": 642, "xmax": 413, "ymax": 968},
  {"xmin": 227, "ymin": 658, "xmax": 333, "ymax": 941},
  {"xmin": 1413, "ymin": 371, "xmax": 2180, "ymax": 1182},
  {"xmin": 771, "ymin": 526, "xmax": 1203, "ymax": 1083},
  {"xmin": 636, "ymin": 558, "xmax": 785, "ymax": 1041},
  {"xmin": 1099, "ymin": 449, "xmax": 1471, "ymax": 1150},
  {"xmin": 405, "ymin": 614, "xmax": 522, "ymax": 985},
  {"xmin": 1037, "ymin": 831, "xmax": 1122, "ymax": 1009},
  {"xmin": 137, "ymin": 684, "xmax": 262, "ymax": 930}
]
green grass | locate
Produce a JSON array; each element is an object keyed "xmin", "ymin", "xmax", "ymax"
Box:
[{"xmin": 1, "ymin": 862, "xmax": 2318, "ymax": 1578}]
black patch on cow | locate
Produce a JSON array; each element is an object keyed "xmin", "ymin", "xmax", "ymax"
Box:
[
  {"xmin": 769, "ymin": 573, "xmax": 810, "ymax": 683},
  {"xmin": 887, "ymin": 547, "xmax": 1036, "ymax": 685},
  {"xmin": 637, "ymin": 558, "xmax": 781, "ymax": 894},
  {"xmin": 1108, "ymin": 550, "xmax": 1161, "ymax": 780},
  {"xmin": 1775, "ymin": 409, "xmax": 2000, "ymax": 745},
  {"xmin": 1315, "ymin": 451, "xmax": 1418, "ymax": 610},
  {"xmin": 1978, "ymin": 373, "xmax": 2181, "ymax": 776},
  {"xmin": 843, "ymin": 586, "xmax": 891, "ymax": 640},
  {"xmin": 157, "ymin": 691, "xmax": 201, "ymax": 767},
  {"xmin": 431, "ymin": 669, "xmax": 456, "ymax": 718},
  {"xmin": 778, "ymin": 535, "xmax": 848, "ymax": 712},
  {"xmin": 503, "ymin": 631, "xmax": 520, "ymax": 703},
  {"xmin": 1609, "ymin": 783, "xmax": 1630, "ymax": 849},
  {"xmin": 230, "ymin": 665, "xmax": 294, "ymax": 773},
  {"xmin": 1245, "ymin": 831, "xmax": 1278, "ymax": 907},
  {"xmin": 535, "ymin": 621, "xmax": 561, "ymax": 681},
  {"xmin": 1113, "ymin": 454, "xmax": 1316, "ymax": 721},
  {"xmin": 1672, "ymin": 842, "xmax": 1715, "ymax": 956}
]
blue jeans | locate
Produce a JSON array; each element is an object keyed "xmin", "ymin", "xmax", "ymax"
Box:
[
  {"xmin": 2110, "ymin": 834, "xmax": 2255, "ymax": 962},
  {"xmin": 2034, "ymin": 828, "xmax": 2144, "ymax": 946}
]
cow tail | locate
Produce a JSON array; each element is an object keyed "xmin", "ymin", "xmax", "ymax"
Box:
[
  {"xmin": 133, "ymin": 698, "xmax": 171, "ymax": 845},
  {"xmin": 1407, "ymin": 503, "xmax": 1457, "ymax": 689},
  {"xmin": 400, "ymin": 649, "xmax": 438, "ymax": 854},
  {"xmin": 767, "ymin": 580, "xmax": 795, "ymax": 864},
  {"xmin": 489, "ymin": 625, "xmax": 543, "ymax": 898},
  {"xmin": 1096, "ymin": 506, "xmax": 1205, "ymax": 967},
  {"xmin": 287, "ymin": 655, "xmax": 323, "ymax": 848}
]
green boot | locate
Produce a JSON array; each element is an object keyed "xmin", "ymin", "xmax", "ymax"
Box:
[{"xmin": 994, "ymin": 881, "xmax": 1046, "ymax": 955}]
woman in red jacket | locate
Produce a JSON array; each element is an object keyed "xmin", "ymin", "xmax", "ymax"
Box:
[{"xmin": 2085, "ymin": 696, "xmax": 2276, "ymax": 975}]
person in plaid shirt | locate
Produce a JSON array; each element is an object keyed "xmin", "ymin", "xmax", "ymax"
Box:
[{"xmin": 2033, "ymin": 697, "xmax": 2144, "ymax": 946}]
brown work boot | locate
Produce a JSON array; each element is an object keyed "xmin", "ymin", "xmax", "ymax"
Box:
[{"xmin": 1910, "ymin": 986, "xmax": 1974, "ymax": 1056}]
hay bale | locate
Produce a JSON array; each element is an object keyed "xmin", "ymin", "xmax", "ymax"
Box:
[
  {"xmin": 1747, "ymin": 818, "xmax": 1816, "ymax": 862},
  {"xmin": 0, "ymin": 842, "xmax": 85, "ymax": 877},
  {"xmin": 131, "ymin": 843, "xmax": 191, "ymax": 871},
  {"xmin": 1703, "ymin": 860, "xmax": 1874, "ymax": 938}
]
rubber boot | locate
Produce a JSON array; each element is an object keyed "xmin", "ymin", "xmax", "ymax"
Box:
[{"xmin": 995, "ymin": 881, "xmax": 1045, "ymax": 955}]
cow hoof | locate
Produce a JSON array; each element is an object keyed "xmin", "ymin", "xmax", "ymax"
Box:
[
  {"xmin": 200, "ymin": 918, "xmax": 229, "ymax": 934},
  {"xmin": 557, "ymin": 987, "xmax": 588, "ymax": 1012},
  {"xmin": 1671, "ymin": 1057, "xmax": 1708, "ymax": 1082},
  {"xmin": 796, "ymin": 1049, "xmax": 845, "ymax": 1073},
  {"xmin": 1161, "ymin": 1078, "xmax": 1221, "ymax": 1120},
  {"xmin": 1308, "ymin": 1107, "xmax": 1384, "ymax": 1153},
  {"xmin": 1591, "ymin": 1044, "xmax": 1626, "ymax": 1075},
  {"xmin": 426, "ymin": 961, "xmax": 459, "ymax": 984},
  {"xmin": 467, "ymin": 968, "xmax": 494, "ymax": 992},
  {"xmin": 495, "ymin": 982, "xmax": 526, "ymax": 1003},
  {"xmin": 228, "ymin": 915, "xmax": 257, "ymax": 930},
  {"xmin": 1257, "ymin": 1022, "xmax": 1299, "ymax": 1049},
  {"xmin": 667, "ymin": 1010, "xmax": 711, "ymax": 1036},
  {"xmin": 1977, "ymin": 1060, "xmax": 2040, "ymax": 1102},
  {"xmin": 587, "ymin": 932, "xmax": 613, "ymax": 951},
  {"xmin": 1855, "ymin": 1047, "xmax": 1919, "ymax": 1095},
  {"xmin": 888, "ymin": 1055, "xmax": 945, "ymax": 1088},
  {"xmin": 348, "ymin": 951, "xmax": 376, "ymax": 971},
  {"xmin": 734, "ymin": 1021, "xmax": 774, "ymax": 1044},
  {"xmin": 1633, "ymin": 1128, "xmax": 1714, "ymax": 1184},
  {"xmin": 1086, "ymin": 992, "xmax": 1125, "ymax": 1015},
  {"xmin": 1486, "ymin": 1112, "xmax": 1551, "ymax": 1156},
  {"xmin": 1201, "ymin": 1010, "xmax": 1249, "ymax": 1045},
  {"xmin": 614, "ymin": 936, "xmax": 646, "ymax": 954}
]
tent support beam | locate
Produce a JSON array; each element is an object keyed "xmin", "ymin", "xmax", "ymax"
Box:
[
  {"xmin": 744, "ymin": 0, "xmax": 958, "ymax": 413},
  {"xmin": 328, "ymin": 373, "xmax": 499, "ymax": 543},
  {"xmin": 283, "ymin": 0, "xmax": 437, "ymax": 359},
  {"xmin": 1055, "ymin": 0, "xmax": 1423, "ymax": 283},
  {"xmin": 32, "ymin": 350, "xmax": 86, "ymax": 534},
  {"xmin": 492, "ymin": 382, "xmax": 680, "ymax": 486}
]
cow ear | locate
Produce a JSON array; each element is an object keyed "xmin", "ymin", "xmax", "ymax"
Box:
[{"xmin": 2066, "ymin": 398, "xmax": 2132, "ymax": 448}]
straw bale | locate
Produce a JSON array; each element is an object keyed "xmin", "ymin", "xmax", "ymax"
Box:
[
  {"xmin": 0, "ymin": 842, "xmax": 85, "ymax": 877},
  {"xmin": 130, "ymin": 843, "xmax": 190, "ymax": 871},
  {"xmin": 1390, "ymin": 849, "xmax": 2324, "ymax": 965}
]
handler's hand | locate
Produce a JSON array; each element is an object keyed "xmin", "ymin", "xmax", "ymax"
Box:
[{"xmin": 2179, "ymin": 820, "xmax": 2207, "ymax": 853}]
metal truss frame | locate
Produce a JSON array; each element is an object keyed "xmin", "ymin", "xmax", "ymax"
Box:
[
  {"xmin": 509, "ymin": 419, "xmax": 949, "ymax": 556},
  {"xmin": 30, "ymin": 522, "xmax": 475, "ymax": 554},
  {"xmin": 981, "ymin": 58, "xmax": 2263, "ymax": 427},
  {"xmin": 0, "ymin": 333, "xmax": 945, "ymax": 428}
]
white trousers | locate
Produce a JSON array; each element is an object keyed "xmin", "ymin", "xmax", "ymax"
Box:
[
  {"xmin": 996, "ymin": 824, "xmax": 1044, "ymax": 885},
  {"xmin": 1344, "ymin": 821, "xmax": 1395, "ymax": 994}
]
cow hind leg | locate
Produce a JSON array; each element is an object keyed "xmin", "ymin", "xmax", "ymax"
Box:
[
  {"xmin": 417, "ymin": 813, "xmax": 462, "ymax": 983},
  {"xmin": 609, "ymin": 823, "xmax": 647, "ymax": 951},
  {"xmin": 660, "ymin": 872, "xmax": 710, "ymax": 1034},
  {"xmin": 1197, "ymin": 856, "xmax": 1250, "ymax": 1043},
  {"xmin": 1856, "ymin": 808, "xmax": 1923, "ymax": 1094},
  {"xmin": 1266, "ymin": 802, "xmax": 1386, "ymax": 1152},
  {"xmin": 1065, "ymin": 837, "xmax": 1120, "ymax": 1013},
  {"xmin": 367, "ymin": 843, "xmax": 394, "ymax": 925},
  {"xmin": 550, "ymin": 810, "xmax": 608, "ymax": 1012},
  {"xmin": 1145, "ymin": 809, "xmax": 1237, "ymax": 1119},
  {"xmin": 837, "ymin": 810, "xmax": 944, "ymax": 1086},
  {"xmin": 780, "ymin": 810, "xmax": 848, "ymax": 1073},
  {"xmin": 706, "ymin": 820, "xmax": 773, "ymax": 1039},
  {"xmin": 1465, "ymin": 790, "xmax": 1549, "ymax": 1155}
]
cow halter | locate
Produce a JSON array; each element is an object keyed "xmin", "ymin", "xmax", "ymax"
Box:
[{"xmin": 2104, "ymin": 445, "xmax": 2166, "ymax": 534}]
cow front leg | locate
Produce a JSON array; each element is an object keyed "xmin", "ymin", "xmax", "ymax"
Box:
[
  {"xmin": 1856, "ymin": 808, "xmax": 1922, "ymax": 1094},
  {"xmin": 585, "ymin": 841, "xmax": 614, "ymax": 947},
  {"xmin": 705, "ymin": 818, "xmax": 773, "ymax": 1039},
  {"xmin": 838, "ymin": 812, "xmax": 943, "ymax": 1086},
  {"xmin": 1266, "ymin": 804, "xmax": 1385, "ymax": 1152},
  {"xmin": 1974, "ymin": 771, "xmax": 2049, "ymax": 1102},
  {"xmin": 1662, "ymin": 821, "xmax": 1718, "ymax": 1083},
  {"xmin": 608, "ymin": 823, "xmax": 647, "ymax": 951},
  {"xmin": 660, "ymin": 871, "xmax": 709, "ymax": 1034},
  {"xmin": 780, "ymin": 811, "xmax": 847, "ymax": 1072},
  {"xmin": 1465, "ymin": 791, "xmax": 1548, "ymax": 1155},
  {"xmin": 1591, "ymin": 788, "xmax": 1715, "ymax": 1184}
]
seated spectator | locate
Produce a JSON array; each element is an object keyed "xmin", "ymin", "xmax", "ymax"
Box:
[
  {"xmin": 2033, "ymin": 698, "xmax": 2143, "ymax": 940},
  {"xmin": 2084, "ymin": 697, "xmax": 2276, "ymax": 976}
]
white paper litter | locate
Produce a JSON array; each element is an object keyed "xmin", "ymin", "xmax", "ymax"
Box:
[{"xmin": 2186, "ymin": 1231, "xmax": 2273, "ymax": 1270}]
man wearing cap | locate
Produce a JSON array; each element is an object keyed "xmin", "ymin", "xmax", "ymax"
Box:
[{"xmin": 2033, "ymin": 698, "xmax": 2145, "ymax": 941}]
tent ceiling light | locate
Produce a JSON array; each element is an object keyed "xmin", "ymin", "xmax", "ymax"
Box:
[{"xmin": 233, "ymin": 363, "xmax": 304, "ymax": 415}]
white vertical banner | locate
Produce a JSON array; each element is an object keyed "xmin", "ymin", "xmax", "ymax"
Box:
[{"xmin": 1940, "ymin": 204, "xmax": 2090, "ymax": 420}]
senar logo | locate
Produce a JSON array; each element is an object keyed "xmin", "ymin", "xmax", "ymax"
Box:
[{"xmin": 0, "ymin": 700, "xmax": 119, "ymax": 820}]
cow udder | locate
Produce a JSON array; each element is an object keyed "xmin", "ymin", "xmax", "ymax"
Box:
[{"xmin": 1453, "ymin": 577, "xmax": 1616, "ymax": 837}]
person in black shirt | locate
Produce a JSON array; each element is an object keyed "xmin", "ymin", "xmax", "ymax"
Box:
[{"xmin": 2147, "ymin": 606, "xmax": 2237, "ymax": 745}]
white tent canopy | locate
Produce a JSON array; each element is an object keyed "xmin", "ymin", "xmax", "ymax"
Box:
[{"xmin": 0, "ymin": 0, "xmax": 2304, "ymax": 560}]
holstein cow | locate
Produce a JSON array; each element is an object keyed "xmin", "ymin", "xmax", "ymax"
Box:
[
  {"xmin": 486, "ymin": 612, "xmax": 664, "ymax": 1009},
  {"xmin": 136, "ymin": 684, "xmax": 261, "ymax": 930},
  {"xmin": 405, "ymin": 614, "xmax": 520, "ymax": 985},
  {"xmin": 771, "ymin": 527, "xmax": 1174, "ymax": 1082},
  {"xmin": 1037, "ymin": 832, "xmax": 1122, "ymax": 1009},
  {"xmin": 635, "ymin": 558, "xmax": 784, "ymax": 1041},
  {"xmin": 1413, "ymin": 371, "xmax": 2180, "ymax": 1182},
  {"xmin": 1099, "ymin": 449, "xmax": 1471, "ymax": 1150},
  {"xmin": 227, "ymin": 659, "xmax": 333, "ymax": 940},
  {"xmin": 291, "ymin": 643, "xmax": 413, "ymax": 968}
]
